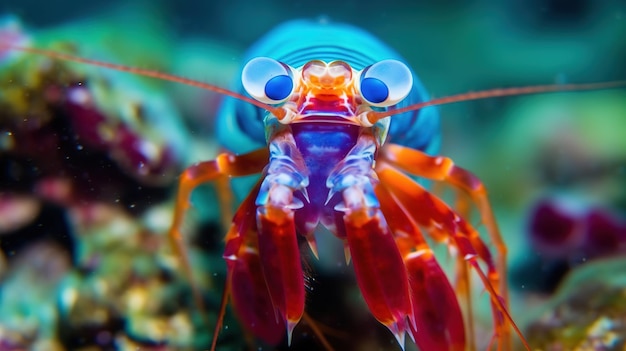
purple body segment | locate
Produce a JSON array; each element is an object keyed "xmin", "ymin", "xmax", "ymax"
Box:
[{"xmin": 290, "ymin": 122, "xmax": 361, "ymax": 236}]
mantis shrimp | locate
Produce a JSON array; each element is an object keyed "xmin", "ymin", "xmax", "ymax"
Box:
[{"xmin": 3, "ymin": 18, "xmax": 624, "ymax": 351}]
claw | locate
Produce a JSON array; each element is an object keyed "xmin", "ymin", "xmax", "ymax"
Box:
[
  {"xmin": 228, "ymin": 244, "xmax": 286, "ymax": 345},
  {"xmin": 375, "ymin": 181, "xmax": 466, "ymax": 351},
  {"xmin": 389, "ymin": 320, "xmax": 408, "ymax": 351},
  {"xmin": 377, "ymin": 163, "xmax": 531, "ymax": 351},
  {"xmin": 343, "ymin": 244, "xmax": 351, "ymax": 265},
  {"xmin": 405, "ymin": 249, "xmax": 465, "ymax": 351},
  {"xmin": 257, "ymin": 203, "xmax": 305, "ymax": 339},
  {"xmin": 166, "ymin": 149, "xmax": 271, "ymax": 351},
  {"xmin": 222, "ymin": 180, "xmax": 285, "ymax": 346},
  {"xmin": 305, "ymin": 233, "xmax": 319, "ymax": 259},
  {"xmin": 342, "ymin": 186, "xmax": 412, "ymax": 346}
]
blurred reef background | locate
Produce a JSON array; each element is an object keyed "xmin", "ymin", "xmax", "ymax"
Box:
[{"xmin": 0, "ymin": 0, "xmax": 625, "ymax": 350}]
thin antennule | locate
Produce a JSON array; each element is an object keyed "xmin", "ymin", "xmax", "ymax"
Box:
[
  {"xmin": 366, "ymin": 80, "xmax": 626, "ymax": 124},
  {"xmin": 1, "ymin": 43, "xmax": 287, "ymax": 117}
]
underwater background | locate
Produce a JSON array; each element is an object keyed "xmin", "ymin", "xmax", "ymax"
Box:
[{"xmin": 1, "ymin": 0, "xmax": 626, "ymax": 350}]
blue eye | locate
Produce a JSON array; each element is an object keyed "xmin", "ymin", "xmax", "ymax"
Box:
[
  {"xmin": 265, "ymin": 75, "xmax": 293, "ymax": 101},
  {"xmin": 359, "ymin": 60, "xmax": 413, "ymax": 107},
  {"xmin": 360, "ymin": 77, "xmax": 389, "ymax": 104},
  {"xmin": 242, "ymin": 57, "xmax": 294, "ymax": 104}
]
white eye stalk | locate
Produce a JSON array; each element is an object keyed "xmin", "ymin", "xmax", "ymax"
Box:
[
  {"xmin": 357, "ymin": 59, "xmax": 413, "ymax": 107},
  {"xmin": 242, "ymin": 57, "xmax": 296, "ymax": 105}
]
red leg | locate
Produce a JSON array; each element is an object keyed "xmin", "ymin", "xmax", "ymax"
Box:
[
  {"xmin": 341, "ymin": 185, "xmax": 412, "ymax": 346},
  {"xmin": 226, "ymin": 189, "xmax": 332, "ymax": 349},
  {"xmin": 380, "ymin": 144, "xmax": 512, "ymax": 344},
  {"xmin": 376, "ymin": 162, "xmax": 529, "ymax": 351},
  {"xmin": 375, "ymin": 183, "xmax": 466, "ymax": 351},
  {"xmin": 256, "ymin": 198, "xmax": 305, "ymax": 344},
  {"xmin": 167, "ymin": 148, "xmax": 269, "ymax": 344},
  {"xmin": 221, "ymin": 179, "xmax": 286, "ymax": 349},
  {"xmin": 326, "ymin": 132, "xmax": 413, "ymax": 346},
  {"xmin": 381, "ymin": 144, "xmax": 505, "ymax": 273},
  {"xmin": 251, "ymin": 130, "xmax": 311, "ymax": 344}
]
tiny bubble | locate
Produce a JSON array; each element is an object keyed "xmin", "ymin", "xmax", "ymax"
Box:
[
  {"xmin": 130, "ymin": 204, "xmax": 136, "ymax": 208},
  {"xmin": 77, "ymin": 145, "xmax": 83, "ymax": 150}
]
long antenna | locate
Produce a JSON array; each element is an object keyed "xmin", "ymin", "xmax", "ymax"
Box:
[
  {"xmin": 1, "ymin": 43, "xmax": 286, "ymax": 117},
  {"xmin": 365, "ymin": 80, "xmax": 626, "ymax": 125},
  {"xmin": 4, "ymin": 43, "xmax": 624, "ymax": 126}
]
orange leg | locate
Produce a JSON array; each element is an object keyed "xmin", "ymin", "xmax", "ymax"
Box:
[
  {"xmin": 167, "ymin": 148, "xmax": 269, "ymax": 317},
  {"xmin": 375, "ymin": 162, "xmax": 529, "ymax": 351},
  {"xmin": 380, "ymin": 144, "xmax": 511, "ymax": 341},
  {"xmin": 455, "ymin": 249, "xmax": 476, "ymax": 351},
  {"xmin": 215, "ymin": 175, "xmax": 235, "ymax": 232},
  {"xmin": 172, "ymin": 136, "xmax": 312, "ymax": 349},
  {"xmin": 381, "ymin": 143, "xmax": 507, "ymax": 296}
]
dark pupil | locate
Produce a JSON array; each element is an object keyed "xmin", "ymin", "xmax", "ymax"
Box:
[
  {"xmin": 361, "ymin": 77, "xmax": 388, "ymax": 104},
  {"xmin": 265, "ymin": 75, "xmax": 293, "ymax": 101}
]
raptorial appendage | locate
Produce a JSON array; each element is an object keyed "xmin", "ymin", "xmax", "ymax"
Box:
[
  {"xmin": 168, "ymin": 128, "xmax": 517, "ymax": 351},
  {"xmin": 223, "ymin": 179, "xmax": 285, "ymax": 345},
  {"xmin": 326, "ymin": 134, "xmax": 413, "ymax": 345},
  {"xmin": 375, "ymin": 182, "xmax": 466, "ymax": 351},
  {"xmin": 225, "ymin": 130, "xmax": 311, "ymax": 345},
  {"xmin": 168, "ymin": 136, "xmax": 518, "ymax": 350},
  {"xmin": 370, "ymin": 143, "xmax": 523, "ymax": 351},
  {"xmin": 380, "ymin": 143, "xmax": 524, "ymax": 349},
  {"xmin": 328, "ymin": 137, "xmax": 516, "ymax": 350}
]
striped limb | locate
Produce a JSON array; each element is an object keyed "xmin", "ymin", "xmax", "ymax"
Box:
[
  {"xmin": 221, "ymin": 130, "xmax": 313, "ymax": 348},
  {"xmin": 329, "ymin": 134, "xmax": 414, "ymax": 346},
  {"xmin": 374, "ymin": 181, "xmax": 466, "ymax": 351},
  {"xmin": 375, "ymin": 155, "xmax": 529, "ymax": 351},
  {"xmin": 380, "ymin": 143, "xmax": 507, "ymax": 299},
  {"xmin": 167, "ymin": 148, "xmax": 269, "ymax": 346}
]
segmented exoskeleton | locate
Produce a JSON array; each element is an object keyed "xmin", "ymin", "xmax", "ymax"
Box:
[
  {"xmin": 172, "ymin": 20, "xmax": 522, "ymax": 351},
  {"xmin": 6, "ymin": 18, "xmax": 624, "ymax": 351}
]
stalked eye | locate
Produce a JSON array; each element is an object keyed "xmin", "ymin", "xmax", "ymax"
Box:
[
  {"xmin": 242, "ymin": 57, "xmax": 295, "ymax": 104},
  {"xmin": 358, "ymin": 59, "xmax": 413, "ymax": 107}
]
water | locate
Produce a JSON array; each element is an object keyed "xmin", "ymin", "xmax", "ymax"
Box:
[{"xmin": 1, "ymin": 1, "xmax": 625, "ymax": 350}]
